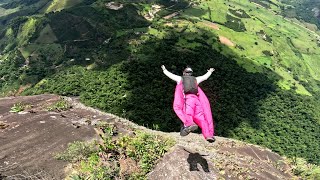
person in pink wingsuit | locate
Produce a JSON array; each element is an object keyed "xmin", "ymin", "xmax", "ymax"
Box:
[{"xmin": 161, "ymin": 65, "xmax": 215, "ymax": 143}]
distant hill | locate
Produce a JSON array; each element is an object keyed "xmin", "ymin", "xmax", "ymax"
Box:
[
  {"xmin": 280, "ymin": 0, "xmax": 320, "ymax": 29},
  {"xmin": 0, "ymin": 0, "xmax": 319, "ymax": 167}
]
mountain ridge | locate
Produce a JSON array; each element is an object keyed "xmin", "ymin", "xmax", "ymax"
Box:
[
  {"xmin": 0, "ymin": 94, "xmax": 299, "ymax": 179},
  {"xmin": 0, "ymin": 0, "xmax": 319, "ymax": 169}
]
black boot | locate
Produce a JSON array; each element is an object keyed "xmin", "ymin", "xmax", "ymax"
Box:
[
  {"xmin": 180, "ymin": 124, "xmax": 198, "ymax": 136},
  {"xmin": 206, "ymin": 137, "xmax": 216, "ymax": 143}
]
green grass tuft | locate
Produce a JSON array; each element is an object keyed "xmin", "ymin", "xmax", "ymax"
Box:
[
  {"xmin": 46, "ymin": 98, "xmax": 72, "ymax": 112},
  {"xmin": 10, "ymin": 102, "xmax": 31, "ymax": 113}
]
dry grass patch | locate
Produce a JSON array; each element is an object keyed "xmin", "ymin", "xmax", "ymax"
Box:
[
  {"xmin": 202, "ymin": 21, "xmax": 220, "ymax": 30},
  {"xmin": 219, "ymin": 36, "xmax": 235, "ymax": 47}
]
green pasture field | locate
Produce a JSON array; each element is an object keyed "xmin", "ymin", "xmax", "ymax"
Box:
[
  {"xmin": 0, "ymin": 27, "xmax": 13, "ymax": 48},
  {"xmin": 0, "ymin": 53, "xmax": 9, "ymax": 62},
  {"xmin": 0, "ymin": 0, "xmax": 51, "ymax": 18},
  {"xmin": 0, "ymin": 7, "xmax": 19, "ymax": 17},
  {"xmin": 303, "ymin": 54, "xmax": 320, "ymax": 81},
  {"xmin": 146, "ymin": 27, "xmax": 167, "ymax": 39},
  {"xmin": 178, "ymin": 0, "xmax": 320, "ymax": 95},
  {"xmin": 40, "ymin": 0, "xmax": 83, "ymax": 13},
  {"xmin": 0, "ymin": 17, "xmax": 38, "ymax": 51},
  {"xmin": 17, "ymin": 18, "xmax": 38, "ymax": 45}
]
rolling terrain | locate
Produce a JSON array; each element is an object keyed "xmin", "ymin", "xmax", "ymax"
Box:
[{"xmin": 0, "ymin": 0, "xmax": 319, "ymax": 170}]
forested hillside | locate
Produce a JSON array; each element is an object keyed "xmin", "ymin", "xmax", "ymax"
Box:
[
  {"xmin": 280, "ymin": 0, "xmax": 320, "ymax": 29},
  {"xmin": 0, "ymin": 0, "xmax": 319, "ymax": 167}
]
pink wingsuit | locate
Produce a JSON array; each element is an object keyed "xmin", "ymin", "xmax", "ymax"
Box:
[{"xmin": 173, "ymin": 82, "xmax": 214, "ymax": 139}]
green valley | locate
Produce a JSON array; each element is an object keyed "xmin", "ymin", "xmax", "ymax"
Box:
[{"xmin": 0, "ymin": 0, "xmax": 319, "ymax": 172}]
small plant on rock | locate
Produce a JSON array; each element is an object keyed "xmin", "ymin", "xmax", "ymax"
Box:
[
  {"xmin": 67, "ymin": 123, "xmax": 175, "ymax": 179},
  {"xmin": 290, "ymin": 157, "xmax": 320, "ymax": 179},
  {"xmin": 46, "ymin": 98, "xmax": 72, "ymax": 112},
  {"xmin": 10, "ymin": 102, "xmax": 31, "ymax": 113},
  {"xmin": 54, "ymin": 141, "xmax": 96, "ymax": 163}
]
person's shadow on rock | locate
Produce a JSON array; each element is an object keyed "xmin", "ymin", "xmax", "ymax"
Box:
[{"xmin": 187, "ymin": 152, "xmax": 210, "ymax": 172}]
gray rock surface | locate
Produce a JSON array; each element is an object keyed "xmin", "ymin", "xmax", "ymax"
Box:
[
  {"xmin": 148, "ymin": 146, "xmax": 218, "ymax": 180},
  {"xmin": 148, "ymin": 135, "xmax": 294, "ymax": 180},
  {"xmin": 0, "ymin": 95, "xmax": 118, "ymax": 179}
]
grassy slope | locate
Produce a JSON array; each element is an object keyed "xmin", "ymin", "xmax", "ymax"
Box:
[
  {"xmin": 0, "ymin": 6, "xmax": 19, "ymax": 17},
  {"xmin": 40, "ymin": 0, "xmax": 83, "ymax": 13},
  {"xmin": 280, "ymin": 0, "xmax": 320, "ymax": 30},
  {"xmin": 183, "ymin": 0, "xmax": 320, "ymax": 95}
]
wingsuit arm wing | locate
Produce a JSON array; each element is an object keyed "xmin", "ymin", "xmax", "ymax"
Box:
[
  {"xmin": 162, "ymin": 66, "xmax": 182, "ymax": 83},
  {"xmin": 196, "ymin": 69, "xmax": 214, "ymax": 84}
]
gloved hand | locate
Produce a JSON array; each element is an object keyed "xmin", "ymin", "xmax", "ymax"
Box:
[
  {"xmin": 161, "ymin": 65, "xmax": 166, "ymax": 71},
  {"xmin": 208, "ymin": 68, "xmax": 215, "ymax": 72}
]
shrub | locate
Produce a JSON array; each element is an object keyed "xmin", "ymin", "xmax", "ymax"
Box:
[
  {"xmin": 10, "ymin": 102, "xmax": 31, "ymax": 113},
  {"xmin": 54, "ymin": 141, "xmax": 96, "ymax": 163},
  {"xmin": 46, "ymin": 98, "xmax": 72, "ymax": 112},
  {"xmin": 69, "ymin": 124, "xmax": 175, "ymax": 179},
  {"xmin": 289, "ymin": 157, "xmax": 320, "ymax": 179}
]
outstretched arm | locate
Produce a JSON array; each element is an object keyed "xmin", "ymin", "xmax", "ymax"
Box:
[
  {"xmin": 196, "ymin": 68, "xmax": 215, "ymax": 84},
  {"xmin": 161, "ymin": 65, "xmax": 182, "ymax": 83}
]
